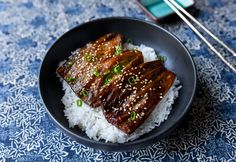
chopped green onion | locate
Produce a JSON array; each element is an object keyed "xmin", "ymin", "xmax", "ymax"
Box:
[
  {"xmin": 128, "ymin": 76, "xmax": 137, "ymax": 85},
  {"xmin": 104, "ymin": 75, "xmax": 111, "ymax": 85},
  {"xmin": 104, "ymin": 70, "xmax": 110, "ymax": 75},
  {"xmin": 84, "ymin": 53, "xmax": 92, "ymax": 61},
  {"xmin": 156, "ymin": 55, "xmax": 167, "ymax": 63},
  {"xmin": 80, "ymin": 88, "xmax": 88, "ymax": 97},
  {"xmin": 115, "ymin": 45, "xmax": 122, "ymax": 55},
  {"xmin": 113, "ymin": 64, "xmax": 122, "ymax": 74},
  {"xmin": 126, "ymin": 38, "xmax": 133, "ymax": 44},
  {"xmin": 130, "ymin": 111, "xmax": 137, "ymax": 121},
  {"xmin": 67, "ymin": 61, "xmax": 73, "ymax": 66},
  {"xmin": 76, "ymin": 99, "xmax": 83, "ymax": 107},
  {"xmin": 66, "ymin": 77, "xmax": 76, "ymax": 82},
  {"xmin": 93, "ymin": 68, "xmax": 100, "ymax": 77}
]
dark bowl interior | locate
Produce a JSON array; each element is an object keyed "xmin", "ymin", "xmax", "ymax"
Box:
[{"xmin": 39, "ymin": 17, "xmax": 197, "ymax": 152}]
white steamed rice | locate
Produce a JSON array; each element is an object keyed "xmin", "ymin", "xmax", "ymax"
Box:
[{"xmin": 61, "ymin": 43, "xmax": 181, "ymax": 143}]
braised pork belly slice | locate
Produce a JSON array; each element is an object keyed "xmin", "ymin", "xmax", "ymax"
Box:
[
  {"xmin": 57, "ymin": 33, "xmax": 126, "ymax": 106},
  {"xmin": 78, "ymin": 49, "xmax": 143, "ymax": 107},
  {"xmin": 99, "ymin": 60, "xmax": 165, "ymax": 108},
  {"xmin": 57, "ymin": 33, "xmax": 123, "ymax": 87},
  {"xmin": 103, "ymin": 66, "xmax": 176, "ymax": 134},
  {"xmin": 88, "ymin": 50, "xmax": 144, "ymax": 107}
]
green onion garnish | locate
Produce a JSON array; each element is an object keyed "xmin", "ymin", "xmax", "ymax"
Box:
[
  {"xmin": 156, "ymin": 55, "xmax": 167, "ymax": 63},
  {"xmin": 76, "ymin": 99, "xmax": 83, "ymax": 107},
  {"xmin": 80, "ymin": 88, "xmax": 88, "ymax": 97},
  {"xmin": 93, "ymin": 68, "xmax": 100, "ymax": 77},
  {"xmin": 66, "ymin": 77, "xmax": 76, "ymax": 82},
  {"xmin": 84, "ymin": 53, "xmax": 92, "ymax": 61},
  {"xmin": 113, "ymin": 64, "xmax": 122, "ymax": 74},
  {"xmin": 130, "ymin": 111, "xmax": 137, "ymax": 121},
  {"xmin": 115, "ymin": 45, "xmax": 122, "ymax": 55},
  {"xmin": 104, "ymin": 75, "xmax": 111, "ymax": 85},
  {"xmin": 126, "ymin": 38, "xmax": 133, "ymax": 44},
  {"xmin": 128, "ymin": 76, "xmax": 137, "ymax": 85},
  {"xmin": 104, "ymin": 70, "xmax": 110, "ymax": 75},
  {"xmin": 67, "ymin": 61, "xmax": 73, "ymax": 66}
]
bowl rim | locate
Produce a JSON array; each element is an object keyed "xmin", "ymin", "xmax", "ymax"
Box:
[{"xmin": 38, "ymin": 16, "xmax": 197, "ymax": 151}]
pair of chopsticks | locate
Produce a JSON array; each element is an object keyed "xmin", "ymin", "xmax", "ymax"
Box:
[{"xmin": 163, "ymin": 0, "xmax": 236, "ymax": 73}]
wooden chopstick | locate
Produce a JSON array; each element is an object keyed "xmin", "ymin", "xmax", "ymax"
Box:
[{"xmin": 163, "ymin": 0, "xmax": 236, "ymax": 73}]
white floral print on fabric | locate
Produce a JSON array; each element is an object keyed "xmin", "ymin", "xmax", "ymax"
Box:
[{"xmin": 0, "ymin": 0, "xmax": 235, "ymax": 161}]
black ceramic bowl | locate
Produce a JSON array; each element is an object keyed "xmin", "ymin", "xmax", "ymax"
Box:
[{"xmin": 39, "ymin": 17, "xmax": 197, "ymax": 152}]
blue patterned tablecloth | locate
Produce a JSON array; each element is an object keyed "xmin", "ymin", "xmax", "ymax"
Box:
[{"xmin": 0, "ymin": 0, "xmax": 236, "ymax": 161}]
